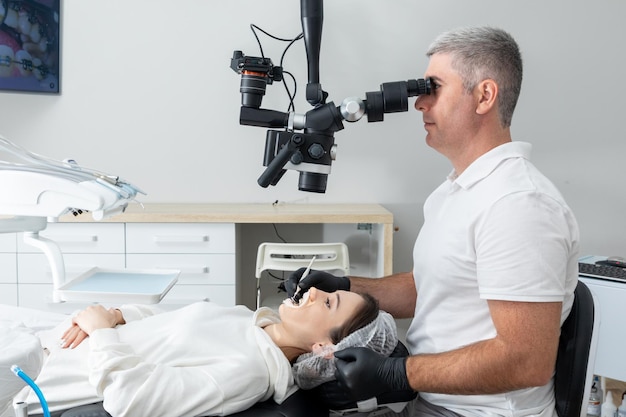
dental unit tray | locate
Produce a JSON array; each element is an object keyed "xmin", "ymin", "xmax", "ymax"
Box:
[
  {"xmin": 0, "ymin": 135, "xmax": 147, "ymax": 303},
  {"xmin": 58, "ymin": 268, "xmax": 180, "ymax": 304}
]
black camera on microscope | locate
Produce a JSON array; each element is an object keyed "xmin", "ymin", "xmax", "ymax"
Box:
[{"xmin": 230, "ymin": 51, "xmax": 282, "ymax": 109}]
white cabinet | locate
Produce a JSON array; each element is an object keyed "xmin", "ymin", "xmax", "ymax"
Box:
[
  {"xmin": 1, "ymin": 204, "xmax": 393, "ymax": 312},
  {"xmin": 125, "ymin": 223, "xmax": 236, "ymax": 307},
  {"xmin": 4, "ymin": 222, "xmax": 236, "ymax": 310},
  {"xmin": 579, "ymin": 277, "xmax": 626, "ymax": 382}
]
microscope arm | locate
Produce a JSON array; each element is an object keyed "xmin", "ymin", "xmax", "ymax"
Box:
[
  {"xmin": 300, "ymin": 0, "xmax": 326, "ymax": 106},
  {"xmin": 239, "ymin": 107, "xmax": 290, "ymax": 129}
]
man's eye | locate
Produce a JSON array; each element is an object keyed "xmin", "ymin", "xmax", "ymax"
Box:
[{"xmin": 325, "ymin": 297, "xmax": 331, "ymax": 308}]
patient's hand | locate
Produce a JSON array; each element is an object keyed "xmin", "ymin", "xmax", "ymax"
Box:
[
  {"xmin": 61, "ymin": 324, "xmax": 89, "ymax": 349},
  {"xmin": 62, "ymin": 305, "xmax": 125, "ymax": 348}
]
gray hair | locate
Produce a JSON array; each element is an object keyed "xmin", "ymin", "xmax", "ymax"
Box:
[{"xmin": 426, "ymin": 26, "xmax": 523, "ymax": 128}]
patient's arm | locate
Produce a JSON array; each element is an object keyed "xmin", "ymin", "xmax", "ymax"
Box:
[
  {"xmin": 62, "ymin": 303, "xmax": 164, "ymax": 348},
  {"xmin": 63, "ymin": 306, "xmax": 126, "ymax": 348}
]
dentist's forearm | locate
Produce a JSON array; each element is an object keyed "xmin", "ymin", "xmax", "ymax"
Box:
[{"xmin": 349, "ymin": 272, "xmax": 416, "ymax": 318}]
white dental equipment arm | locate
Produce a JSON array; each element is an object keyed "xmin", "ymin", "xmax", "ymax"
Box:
[{"xmin": 0, "ymin": 135, "xmax": 145, "ymax": 302}]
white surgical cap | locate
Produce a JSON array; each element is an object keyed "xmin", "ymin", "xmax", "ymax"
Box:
[{"xmin": 292, "ymin": 311, "xmax": 398, "ymax": 389}]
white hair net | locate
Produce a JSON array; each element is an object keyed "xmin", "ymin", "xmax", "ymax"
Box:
[{"xmin": 292, "ymin": 310, "xmax": 398, "ymax": 389}]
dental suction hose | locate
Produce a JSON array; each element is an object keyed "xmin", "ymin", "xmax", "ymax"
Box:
[{"xmin": 11, "ymin": 365, "xmax": 50, "ymax": 417}]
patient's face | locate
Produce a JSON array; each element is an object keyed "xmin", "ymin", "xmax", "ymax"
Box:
[{"xmin": 279, "ymin": 288, "xmax": 365, "ymax": 347}]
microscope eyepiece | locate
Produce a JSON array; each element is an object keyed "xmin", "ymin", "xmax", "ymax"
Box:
[
  {"xmin": 364, "ymin": 78, "xmax": 432, "ymax": 122},
  {"xmin": 407, "ymin": 78, "xmax": 432, "ymax": 96}
]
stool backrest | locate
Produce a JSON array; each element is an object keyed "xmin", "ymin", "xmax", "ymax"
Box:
[
  {"xmin": 255, "ymin": 242, "xmax": 350, "ymax": 277},
  {"xmin": 554, "ymin": 280, "xmax": 599, "ymax": 417}
]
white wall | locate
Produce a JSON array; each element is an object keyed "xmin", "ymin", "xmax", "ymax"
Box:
[{"xmin": 1, "ymin": 0, "xmax": 625, "ymax": 273}]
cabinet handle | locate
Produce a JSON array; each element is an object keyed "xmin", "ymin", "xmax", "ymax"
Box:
[
  {"xmin": 156, "ymin": 266, "xmax": 209, "ymax": 274},
  {"xmin": 152, "ymin": 236, "xmax": 209, "ymax": 244},
  {"xmin": 45, "ymin": 235, "xmax": 98, "ymax": 243}
]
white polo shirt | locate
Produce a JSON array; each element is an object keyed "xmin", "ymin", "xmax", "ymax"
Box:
[{"xmin": 406, "ymin": 141, "xmax": 580, "ymax": 417}]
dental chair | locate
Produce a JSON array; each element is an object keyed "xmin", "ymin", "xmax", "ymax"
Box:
[
  {"xmin": 30, "ymin": 338, "xmax": 414, "ymax": 417},
  {"xmin": 31, "ymin": 280, "xmax": 598, "ymax": 417},
  {"xmin": 26, "ymin": 278, "xmax": 596, "ymax": 417},
  {"xmin": 239, "ymin": 279, "xmax": 598, "ymax": 417}
]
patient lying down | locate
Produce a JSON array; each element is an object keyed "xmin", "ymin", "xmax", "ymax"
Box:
[{"xmin": 14, "ymin": 289, "xmax": 397, "ymax": 417}]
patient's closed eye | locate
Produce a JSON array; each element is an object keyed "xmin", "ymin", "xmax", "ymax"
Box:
[{"xmin": 325, "ymin": 297, "xmax": 331, "ymax": 309}]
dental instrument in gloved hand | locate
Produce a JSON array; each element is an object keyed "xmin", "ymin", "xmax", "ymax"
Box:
[
  {"xmin": 334, "ymin": 347, "xmax": 413, "ymax": 401},
  {"xmin": 287, "ymin": 268, "xmax": 350, "ymax": 304},
  {"xmin": 290, "ymin": 256, "xmax": 316, "ymax": 305}
]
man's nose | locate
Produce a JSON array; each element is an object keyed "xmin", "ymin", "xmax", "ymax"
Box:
[{"xmin": 414, "ymin": 95, "xmax": 428, "ymax": 112}]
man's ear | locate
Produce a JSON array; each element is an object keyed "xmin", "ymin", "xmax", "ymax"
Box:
[
  {"xmin": 311, "ymin": 341, "xmax": 336, "ymax": 359},
  {"xmin": 475, "ymin": 79, "xmax": 498, "ymax": 116}
]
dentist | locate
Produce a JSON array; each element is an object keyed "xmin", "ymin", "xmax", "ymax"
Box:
[{"xmin": 287, "ymin": 26, "xmax": 580, "ymax": 417}]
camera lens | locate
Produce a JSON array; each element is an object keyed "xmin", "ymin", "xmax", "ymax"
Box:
[
  {"xmin": 240, "ymin": 72, "xmax": 268, "ymax": 108},
  {"xmin": 298, "ymin": 172, "xmax": 328, "ymax": 193}
]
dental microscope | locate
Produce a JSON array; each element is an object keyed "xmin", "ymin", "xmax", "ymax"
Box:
[{"xmin": 230, "ymin": 0, "xmax": 432, "ymax": 193}]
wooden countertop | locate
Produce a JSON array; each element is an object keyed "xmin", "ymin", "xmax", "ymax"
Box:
[{"xmin": 60, "ymin": 203, "xmax": 394, "ymax": 224}]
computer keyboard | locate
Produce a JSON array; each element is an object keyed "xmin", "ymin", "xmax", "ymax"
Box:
[{"xmin": 579, "ymin": 262, "xmax": 626, "ymax": 283}]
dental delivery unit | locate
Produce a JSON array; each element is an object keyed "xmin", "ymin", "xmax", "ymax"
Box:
[{"xmin": 0, "ymin": 135, "xmax": 145, "ymax": 303}]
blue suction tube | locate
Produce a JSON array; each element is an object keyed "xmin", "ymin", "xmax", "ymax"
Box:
[{"xmin": 11, "ymin": 365, "xmax": 50, "ymax": 417}]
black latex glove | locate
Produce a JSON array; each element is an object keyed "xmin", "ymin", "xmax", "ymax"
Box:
[
  {"xmin": 285, "ymin": 268, "xmax": 350, "ymax": 302},
  {"xmin": 334, "ymin": 347, "xmax": 412, "ymax": 401}
]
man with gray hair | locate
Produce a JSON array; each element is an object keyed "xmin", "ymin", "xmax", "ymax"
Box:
[{"xmin": 288, "ymin": 26, "xmax": 580, "ymax": 417}]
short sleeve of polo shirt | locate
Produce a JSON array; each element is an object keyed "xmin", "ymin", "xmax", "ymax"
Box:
[{"xmin": 475, "ymin": 190, "xmax": 577, "ymax": 302}]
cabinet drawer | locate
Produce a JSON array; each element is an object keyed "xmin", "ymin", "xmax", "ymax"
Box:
[
  {"xmin": 17, "ymin": 283, "xmax": 53, "ymax": 308},
  {"xmin": 0, "ymin": 233, "xmax": 16, "ymax": 252},
  {"xmin": 161, "ymin": 284, "xmax": 235, "ymax": 306},
  {"xmin": 18, "ymin": 223, "xmax": 125, "ymax": 254},
  {"xmin": 0, "ymin": 284, "xmax": 17, "ymax": 305},
  {"xmin": 0, "ymin": 253, "xmax": 16, "ymax": 283},
  {"xmin": 126, "ymin": 223, "xmax": 235, "ymax": 254},
  {"xmin": 18, "ymin": 253, "xmax": 126, "ymax": 284},
  {"xmin": 126, "ymin": 254, "xmax": 235, "ymax": 285}
]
